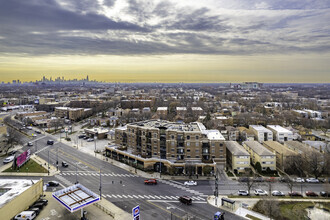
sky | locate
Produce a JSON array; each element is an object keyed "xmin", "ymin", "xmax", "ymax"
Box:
[{"xmin": 0, "ymin": 0, "xmax": 329, "ymax": 83}]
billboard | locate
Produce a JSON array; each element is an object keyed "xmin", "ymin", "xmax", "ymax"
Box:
[{"xmin": 16, "ymin": 149, "xmax": 31, "ymax": 168}]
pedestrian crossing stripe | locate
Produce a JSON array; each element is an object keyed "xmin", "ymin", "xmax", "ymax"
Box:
[
  {"xmin": 59, "ymin": 172, "xmax": 138, "ymax": 177},
  {"xmin": 101, "ymin": 194, "xmax": 205, "ymax": 201}
]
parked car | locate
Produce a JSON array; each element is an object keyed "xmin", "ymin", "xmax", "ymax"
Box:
[
  {"xmin": 179, "ymin": 196, "xmax": 192, "ymax": 205},
  {"xmin": 254, "ymin": 177, "xmax": 264, "ymax": 182},
  {"xmin": 288, "ymin": 191, "xmax": 303, "ymax": 197},
  {"xmin": 144, "ymin": 179, "xmax": 157, "ymax": 185},
  {"xmin": 26, "ymin": 126, "xmax": 33, "ymax": 130},
  {"xmin": 184, "ymin": 181, "xmax": 197, "ymax": 186},
  {"xmin": 27, "ymin": 142, "xmax": 33, "ymax": 146},
  {"xmin": 265, "ymin": 177, "xmax": 276, "ymax": 182},
  {"xmin": 87, "ymin": 138, "xmax": 94, "ymax": 142},
  {"xmin": 48, "ymin": 181, "xmax": 59, "ymax": 187},
  {"xmin": 29, "ymin": 202, "xmax": 44, "ymax": 210},
  {"xmin": 32, "ymin": 134, "xmax": 37, "ymax": 137},
  {"xmin": 272, "ymin": 190, "xmax": 285, "ymax": 196},
  {"xmin": 294, "ymin": 178, "xmax": 305, "ymax": 183},
  {"xmin": 238, "ymin": 190, "xmax": 249, "ymax": 196},
  {"xmin": 35, "ymin": 130, "xmax": 41, "ymax": 134},
  {"xmin": 14, "ymin": 211, "xmax": 36, "ymax": 220},
  {"xmin": 62, "ymin": 161, "xmax": 69, "ymax": 167},
  {"xmin": 3, "ymin": 155, "xmax": 15, "ymax": 164},
  {"xmin": 36, "ymin": 199, "xmax": 48, "ymax": 206},
  {"xmin": 78, "ymin": 134, "xmax": 86, "ymax": 139},
  {"xmin": 306, "ymin": 178, "xmax": 319, "ymax": 183},
  {"xmin": 254, "ymin": 189, "xmax": 268, "ymax": 196},
  {"xmin": 238, "ymin": 177, "xmax": 249, "ymax": 182},
  {"xmin": 47, "ymin": 140, "xmax": 54, "ymax": 145},
  {"xmin": 320, "ymin": 191, "xmax": 329, "ymax": 197},
  {"xmin": 306, "ymin": 191, "xmax": 318, "ymax": 197},
  {"xmin": 8, "ymin": 150, "xmax": 17, "ymax": 156},
  {"xmin": 83, "ymin": 136, "xmax": 89, "ymax": 140},
  {"xmin": 27, "ymin": 207, "xmax": 40, "ymax": 216},
  {"xmin": 279, "ymin": 177, "xmax": 288, "ymax": 182}
]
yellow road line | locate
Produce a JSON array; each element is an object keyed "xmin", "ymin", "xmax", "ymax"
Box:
[
  {"xmin": 55, "ymin": 148, "xmax": 99, "ymax": 171},
  {"xmin": 145, "ymin": 200, "xmax": 183, "ymax": 220}
]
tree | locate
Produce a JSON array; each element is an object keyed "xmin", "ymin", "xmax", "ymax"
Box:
[
  {"xmin": 4, "ymin": 127, "xmax": 22, "ymax": 154},
  {"xmin": 308, "ymin": 151, "xmax": 326, "ymax": 178},
  {"xmin": 240, "ymin": 175, "xmax": 256, "ymax": 195},
  {"xmin": 284, "ymin": 176, "xmax": 295, "ymax": 194},
  {"xmin": 49, "ymin": 118, "xmax": 64, "ymax": 132},
  {"xmin": 255, "ymin": 162, "xmax": 262, "ymax": 173}
]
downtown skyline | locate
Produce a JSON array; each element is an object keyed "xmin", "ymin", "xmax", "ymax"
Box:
[{"xmin": 0, "ymin": 0, "xmax": 330, "ymax": 83}]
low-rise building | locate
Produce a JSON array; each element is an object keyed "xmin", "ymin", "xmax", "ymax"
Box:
[
  {"xmin": 156, "ymin": 107, "xmax": 168, "ymax": 116},
  {"xmin": 225, "ymin": 141, "xmax": 250, "ymax": 173},
  {"xmin": 55, "ymin": 107, "xmax": 92, "ymax": 121},
  {"xmin": 238, "ymin": 127, "xmax": 255, "ymax": 141},
  {"xmin": 267, "ymin": 125, "xmax": 293, "ymax": 143},
  {"xmin": 249, "ymin": 125, "xmax": 273, "ymax": 142},
  {"xmin": 242, "ymin": 141, "xmax": 276, "ymax": 171},
  {"xmin": 263, "ymin": 141, "xmax": 297, "ymax": 170},
  {"xmin": 226, "ymin": 126, "xmax": 239, "ymax": 141},
  {"xmin": 84, "ymin": 127, "xmax": 109, "ymax": 139}
]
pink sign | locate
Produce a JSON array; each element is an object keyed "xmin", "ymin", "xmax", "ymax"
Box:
[{"xmin": 16, "ymin": 149, "xmax": 31, "ymax": 168}]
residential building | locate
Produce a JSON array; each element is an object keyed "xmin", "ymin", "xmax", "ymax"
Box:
[
  {"xmin": 242, "ymin": 141, "xmax": 276, "ymax": 171},
  {"xmin": 84, "ymin": 127, "xmax": 109, "ymax": 139},
  {"xmin": 156, "ymin": 107, "xmax": 168, "ymax": 117},
  {"xmin": 115, "ymin": 120, "xmax": 226, "ymax": 165},
  {"xmin": 238, "ymin": 127, "xmax": 255, "ymax": 141},
  {"xmin": 55, "ymin": 107, "xmax": 92, "ymax": 121},
  {"xmin": 249, "ymin": 125, "xmax": 273, "ymax": 142},
  {"xmin": 267, "ymin": 125, "xmax": 293, "ymax": 143},
  {"xmin": 263, "ymin": 141, "xmax": 297, "ymax": 170},
  {"xmin": 225, "ymin": 141, "xmax": 250, "ymax": 173},
  {"xmin": 176, "ymin": 107, "xmax": 187, "ymax": 117},
  {"xmin": 226, "ymin": 126, "xmax": 239, "ymax": 141}
]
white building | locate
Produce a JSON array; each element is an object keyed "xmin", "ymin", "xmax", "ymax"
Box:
[
  {"xmin": 267, "ymin": 125, "xmax": 293, "ymax": 143},
  {"xmin": 249, "ymin": 125, "xmax": 273, "ymax": 143}
]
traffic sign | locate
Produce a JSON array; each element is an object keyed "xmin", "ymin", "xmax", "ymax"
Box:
[{"xmin": 132, "ymin": 205, "xmax": 140, "ymax": 218}]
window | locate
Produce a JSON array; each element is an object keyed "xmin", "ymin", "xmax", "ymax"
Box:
[
  {"xmin": 154, "ymin": 133, "xmax": 157, "ymax": 138},
  {"xmin": 187, "ymin": 135, "xmax": 190, "ymax": 140},
  {"xmin": 212, "ymin": 143, "xmax": 215, "ymax": 147},
  {"xmin": 187, "ymin": 142, "xmax": 190, "ymax": 146},
  {"xmin": 171, "ymin": 135, "xmax": 175, "ymax": 139},
  {"xmin": 195, "ymin": 149, "xmax": 199, "ymax": 153},
  {"xmin": 211, "ymin": 149, "xmax": 215, "ymax": 153},
  {"xmin": 237, "ymin": 161, "xmax": 249, "ymax": 164},
  {"xmin": 195, "ymin": 142, "xmax": 199, "ymax": 147},
  {"xmin": 171, "ymin": 148, "xmax": 175, "ymax": 152},
  {"xmin": 143, "ymin": 131, "xmax": 145, "ymax": 135},
  {"xmin": 187, "ymin": 149, "xmax": 191, "ymax": 152},
  {"xmin": 220, "ymin": 143, "xmax": 223, "ymax": 147},
  {"xmin": 187, "ymin": 155, "xmax": 191, "ymax": 158},
  {"xmin": 171, "ymin": 141, "xmax": 175, "ymax": 146},
  {"xmin": 196, "ymin": 136, "xmax": 199, "ymax": 140},
  {"xmin": 238, "ymin": 156, "xmax": 249, "ymax": 159},
  {"xmin": 129, "ymin": 128, "xmax": 131, "ymax": 132}
]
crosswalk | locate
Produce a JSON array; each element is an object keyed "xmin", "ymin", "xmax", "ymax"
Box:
[
  {"xmin": 158, "ymin": 179, "xmax": 205, "ymax": 196},
  {"xmin": 59, "ymin": 172, "xmax": 138, "ymax": 177},
  {"xmin": 55, "ymin": 174, "xmax": 74, "ymax": 186},
  {"xmin": 101, "ymin": 194, "xmax": 206, "ymax": 201}
]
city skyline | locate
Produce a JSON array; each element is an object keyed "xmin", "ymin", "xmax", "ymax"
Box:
[{"xmin": 0, "ymin": 0, "xmax": 330, "ymax": 83}]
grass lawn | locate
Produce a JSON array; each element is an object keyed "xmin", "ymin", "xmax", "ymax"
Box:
[
  {"xmin": 3, "ymin": 159, "xmax": 48, "ymax": 173},
  {"xmin": 245, "ymin": 214, "xmax": 261, "ymax": 220},
  {"xmin": 226, "ymin": 171, "xmax": 234, "ymax": 177}
]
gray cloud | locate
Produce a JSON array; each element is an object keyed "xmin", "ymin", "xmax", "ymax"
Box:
[{"xmin": 0, "ymin": 0, "xmax": 329, "ymax": 56}]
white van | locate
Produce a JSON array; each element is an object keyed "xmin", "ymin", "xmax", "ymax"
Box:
[
  {"xmin": 3, "ymin": 155, "xmax": 15, "ymax": 164},
  {"xmin": 14, "ymin": 211, "xmax": 36, "ymax": 220}
]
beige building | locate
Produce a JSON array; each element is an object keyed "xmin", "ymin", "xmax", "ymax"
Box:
[
  {"xmin": 225, "ymin": 141, "xmax": 250, "ymax": 173},
  {"xmin": 0, "ymin": 179, "xmax": 43, "ymax": 220},
  {"xmin": 156, "ymin": 107, "xmax": 168, "ymax": 116},
  {"xmin": 176, "ymin": 107, "xmax": 187, "ymax": 117},
  {"xmin": 249, "ymin": 125, "xmax": 273, "ymax": 142},
  {"xmin": 242, "ymin": 141, "xmax": 276, "ymax": 171},
  {"xmin": 115, "ymin": 120, "xmax": 226, "ymax": 166},
  {"xmin": 55, "ymin": 107, "xmax": 92, "ymax": 121},
  {"xmin": 263, "ymin": 141, "xmax": 297, "ymax": 170}
]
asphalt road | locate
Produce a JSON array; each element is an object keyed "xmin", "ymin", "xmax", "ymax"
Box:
[{"xmin": 3, "ymin": 117, "xmax": 329, "ymax": 220}]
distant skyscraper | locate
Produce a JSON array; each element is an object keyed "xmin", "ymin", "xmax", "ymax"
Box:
[{"xmin": 86, "ymin": 75, "xmax": 89, "ymax": 81}]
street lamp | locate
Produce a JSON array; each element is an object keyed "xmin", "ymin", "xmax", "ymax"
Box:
[{"xmin": 75, "ymin": 162, "xmax": 79, "ymax": 184}]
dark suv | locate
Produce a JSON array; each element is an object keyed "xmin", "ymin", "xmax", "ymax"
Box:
[
  {"xmin": 47, "ymin": 140, "xmax": 54, "ymax": 145},
  {"xmin": 179, "ymin": 196, "xmax": 192, "ymax": 205}
]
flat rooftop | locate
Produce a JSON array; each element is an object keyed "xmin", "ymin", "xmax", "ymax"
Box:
[
  {"xmin": 267, "ymin": 125, "xmax": 292, "ymax": 133},
  {"xmin": 263, "ymin": 141, "xmax": 296, "ymax": 155},
  {"xmin": 249, "ymin": 125, "xmax": 272, "ymax": 133},
  {"xmin": 0, "ymin": 179, "xmax": 38, "ymax": 209},
  {"xmin": 129, "ymin": 120, "xmax": 201, "ymax": 132}
]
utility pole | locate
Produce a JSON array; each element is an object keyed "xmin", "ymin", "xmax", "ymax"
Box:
[
  {"xmin": 48, "ymin": 150, "xmax": 50, "ymax": 176},
  {"xmin": 94, "ymin": 138, "xmax": 96, "ymax": 156},
  {"xmin": 159, "ymin": 156, "xmax": 162, "ymax": 178},
  {"xmin": 75, "ymin": 162, "xmax": 78, "ymax": 184},
  {"xmin": 215, "ymin": 174, "xmax": 219, "ymax": 206},
  {"xmin": 56, "ymin": 147, "xmax": 58, "ymax": 171},
  {"xmin": 99, "ymin": 168, "xmax": 102, "ymax": 199}
]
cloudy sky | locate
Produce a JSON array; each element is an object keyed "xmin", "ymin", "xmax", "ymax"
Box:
[{"xmin": 0, "ymin": 0, "xmax": 329, "ymax": 82}]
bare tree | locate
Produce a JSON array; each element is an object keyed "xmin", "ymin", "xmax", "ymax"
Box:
[
  {"xmin": 240, "ymin": 175, "xmax": 256, "ymax": 195},
  {"xmin": 284, "ymin": 176, "xmax": 295, "ymax": 194},
  {"xmin": 258, "ymin": 197, "xmax": 281, "ymax": 219},
  {"xmin": 49, "ymin": 118, "xmax": 64, "ymax": 132},
  {"xmin": 308, "ymin": 151, "xmax": 327, "ymax": 178},
  {"xmin": 4, "ymin": 127, "xmax": 21, "ymax": 154}
]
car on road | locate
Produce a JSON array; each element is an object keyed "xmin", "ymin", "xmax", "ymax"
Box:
[
  {"xmin": 87, "ymin": 138, "xmax": 94, "ymax": 142},
  {"xmin": 48, "ymin": 181, "xmax": 59, "ymax": 187},
  {"xmin": 253, "ymin": 177, "xmax": 264, "ymax": 182},
  {"xmin": 144, "ymin": 179, "xmax": 157, "ymax": 185},
  {"xmin": 26, "ymin": 126, "xmax": 33, "ymax": 130},
  {"xmin": 294, "ymin": 178, "xmax": 305, "ymax": 183},
  {"xmin": 14, "ymin": 211, "xmax": 36, "ymax": 220},
  {"xmin": 8, "ymin": 150, "xmax": 17, "ymax": 155},
  {"xmin": 78, "ymin": 134, "xmax": 86, "ymax": 139},
  {"xmin": 272, "ymin": 190, "xmax": 285, "ymax": 196},
  {"xmin": 27, "ymin": 142, "xmax": 33, "ymax": 146},
  {"xmin": 83, "ymin": 136, "xmax": 89, "ymax": 140},
  {"xmin": 306, "ymin": 178, "xmax": 319, "ymax": 183},
  {"xmin": 214, "ymin": 211, "xmax": 225, "ymax": 220},
  {"xmin": 254, "ymin": 189, "xmax": 268, "ymax": 196},
  {"xmin": 184, "ymin": 181, "xmax": 197, "ymax": 186},
  {"xmin": 179, "ymin": 196, "xmax": 192, "ymax": 205},
  {"xmin": 238, "ymin": 177, "xmax": 249, "ymax": 182},
  {"xmin": 47, "ymin": 140, "xmax": 54, "ymax": 145},
  {"xmin": 35, "ymin": 130, "xmax": 41, "ymax": 134},
  {"xmin": 238, "ymin": 190, "xmax": 249, "ymax": 196},
  {"xmin": 306, "ymin": 191, "xmax": 318, "ymax": 197},
  {"xmin": 279, "ymin": 177, "xmax": 290, "ymax": 182},
  {"xmin": 320, "ymin": 191, "xmax": 329, "ymax": 197},
  {"xmin": 62, "ymin": 161, "xmax": 69, "ymax": 167},
  {"xmin": 32, "ymin": 134, "xmax": 37, "ymax": 137},
  {"xmin": 3, "ymin": 155, "xmax": 15, "ymax": 164},
  {"xmin": 288, "ymin": 191, "xmax": 303, "ymax": 197}
]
